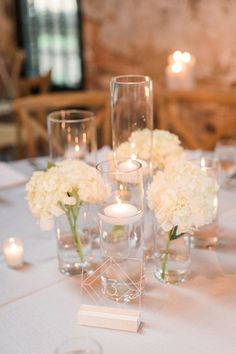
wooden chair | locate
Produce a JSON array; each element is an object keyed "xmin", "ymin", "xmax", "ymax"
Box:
[
  {"xmin": 0, "ymin": 69, "xmax": 52, "ymax": 158},
  {"xmin": 157, "ymin": 88, "xmax": 236, "ymax": 150},
  {"xmin": 0, "ymin": 49, "xmax": 25, "ymax": 99},
  {"xmin": 12, "ymin": 90, "xmax": 110, "ymax": 158},
  {"xmin": 16, "ymin": 70, "xmax": 52, "ymax": 98}
]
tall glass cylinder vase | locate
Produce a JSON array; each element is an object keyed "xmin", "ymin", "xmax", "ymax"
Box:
[
  {"xmin": 47, "ymin": 110, "xmax": 97, "ymax": 165},
  {"xmin": 110, "ymin": 75, "xmax": 154, "ymax": 259},
  {"xmin": 97, "ymin": 159, "xmax": 144, "ymax": 303}
]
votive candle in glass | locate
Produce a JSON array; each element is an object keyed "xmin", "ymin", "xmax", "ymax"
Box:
[{"xmin": 3, "ymin": 237, "xmax": 24, "ymax": 268}]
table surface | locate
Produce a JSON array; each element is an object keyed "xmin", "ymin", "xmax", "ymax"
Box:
[{"xmin": 0, "ymin": 153, "xmax": 236, "ymax": 354}]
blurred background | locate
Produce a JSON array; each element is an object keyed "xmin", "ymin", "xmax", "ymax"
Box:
[{"xmin": 1, "ymin": 0, "xmax": 236, "ymax": 160}]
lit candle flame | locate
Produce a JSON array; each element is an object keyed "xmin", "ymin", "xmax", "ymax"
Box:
[
  {"xmin": 182, "ymin": 52, "xmax": 191, "ymax": 63},
  {"xmin": 172, "ymin": 50, "xmax": 182, "ymax": 62},
  {"xmin": 75, "ymin": 144, "xmax": 80, "ymax": 153},
  {"xmin": 171, "ymin": 62, "xmax": 183, "ymax": 74}
]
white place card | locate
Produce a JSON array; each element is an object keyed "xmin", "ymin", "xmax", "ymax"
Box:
[{"xmin": 78, "ymin": 304, "xmax": 141, "ymax": 332}]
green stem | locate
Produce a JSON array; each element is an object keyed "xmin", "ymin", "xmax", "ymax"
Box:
[
  {"xmin": 65, "ymin": 208, "xmax": 84, "ymax": 263},
  {"xmin": 161, "ymin": 229, "xmax": 172, "ymax": 280}
]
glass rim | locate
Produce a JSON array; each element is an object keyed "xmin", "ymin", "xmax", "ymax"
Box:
[
  {"xmin": 55, "ymin": 336, "xmax": 102, "ymax": 353},
  {"xmin": 215, "ymin": 138, "xmax": 236, "ymax": 146},
  {"xmin": 96, "ymin": 158, "xmax": 142, "ymax": 174},
  {"xmin": 190, "ymin": 156, "xmax": 219, "ymax": 161},
  {"xmin": 3, "ymin": 237, "xmax": 23, "ymax": 247},
  {"xmin": 111, "ymin": 74, "xmax": 152, "ymax": 85},
  {"xmin": 189, "ymin": 156, "xmax": 220, "ymax": 168},
  {"xmin": 47, "ymin": 109, "xmax": 95, "ymax": 123}
]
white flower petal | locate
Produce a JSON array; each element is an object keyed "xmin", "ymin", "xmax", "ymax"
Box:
[{"xmin": 40, "ymin": 217, "xmax": 54, "ymax": 231}]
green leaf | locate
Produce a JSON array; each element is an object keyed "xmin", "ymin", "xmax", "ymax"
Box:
[
  {"xmin": 47, "ymin": 161, "xmax": 56, "ymax": 170},
  {"xmin": 172, "ymin": 232, "xmax": 185, "ymax": 240},
  {"xmin": 169, "ymin": 225, "xmax": 185, "ymax": 241},
  {"xmin": 112, "ymin": 225, "xmax": 125, "ymax": 241}
]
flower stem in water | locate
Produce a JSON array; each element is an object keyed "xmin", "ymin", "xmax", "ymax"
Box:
[
  {"xmin": 66, "ymin": 208, "xmax": 84, "ymax": 263},
  {"xmin": 161, "ymin": 231, "xmax": 172, "ymax": 280}
]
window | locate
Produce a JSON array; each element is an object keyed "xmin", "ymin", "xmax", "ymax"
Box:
[{"xmin": 16, "ymin": 0, "xmax": 83, "ymax": 89}]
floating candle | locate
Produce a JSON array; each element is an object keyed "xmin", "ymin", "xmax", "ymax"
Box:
[
  {"xmin": 99, "ymin": 203, "xmax": 143, "ymax": 225},
  {"xmin": 118, "ymin": 159, "xmax": 149, "ymax": 178},
  {"xmin": 135, "ymin": 159, "xmax": 150, "ymax": 177},
  {"xmin": 118, "ymin": 160, "xmax": 137, "ymax": 172}
]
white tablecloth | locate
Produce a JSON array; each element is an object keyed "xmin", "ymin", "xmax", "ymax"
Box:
[{"xmin": 0, "ymin": 153, "xmax": 236, "ymax": 354}]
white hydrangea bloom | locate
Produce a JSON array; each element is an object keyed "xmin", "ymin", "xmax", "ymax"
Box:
[
  {"xmin": 147, "ymin": 159, "xmax": 219, "ymax": 233},
  {"xmin": 114, "ymin": 128, "xmax": 184, "ymax": 170},
  {"xmin": 26, "ymin": 160, "xmax": 106, "ymax": 231},
  {"xmin": 152, "ymin": 129, "xmax": 184, "ymax": 170}
]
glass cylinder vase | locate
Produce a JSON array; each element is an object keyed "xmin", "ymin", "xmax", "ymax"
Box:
[
  {"xmin": 110, "ymin": 75, "xmax": 154, "ymax": 259},
  {"xmin": 190, "ymin": 156, "xmax": 220, "ymax": 249},
  {"xmin": 96, "ymin": 159, "xmax": 144, "ymax": 302},
  {"xmin": 56, "ymin": 203, "xmax": 92, "ymax": 276},
  {"xmin": 215, "ymin": 138, "xmax": 236, "ymax": 189},
  {"xmin": 47, "ymin": 109, "xmax": 97, "ymax": 165},
  {"xmin": 48, "ymin": 110, "xmax": 99, "ymax": 251},
  {"xmin": 154, "ymin": 227, "xmax": 191, "ymax": 284}
]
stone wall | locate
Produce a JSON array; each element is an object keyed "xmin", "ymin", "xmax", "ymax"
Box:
[
  {"xmin": 1, "ymin": 0, "xmax": 236, "ymax": 149},
  {"xmin": 0, "ymin": 0, "xmax": 16, "ymax": 52},
  {"xmin": 81, "ymin": 0, "xmax": 236, "ymax": 90},
  {"xmin": 2, "ymin": 0, "xmax": 236, "ymax": 90}
]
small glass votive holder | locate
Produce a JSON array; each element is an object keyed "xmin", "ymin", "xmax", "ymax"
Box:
[
  {"xmin": 55, "ymin": 204, "xmax": 92, "ymax": 277},
  {"xmin": 2, "ymin": 237, "xmax": 24, "ymax": 268},
  {"xmin": 154, "ymin": 224, "xmax": 191, "ymax": 284},
  {"xmin": 55, "ymin": 336, "xmax": 103, "ymax": 354},
  {"xmin": 190, "ymin": 156, "xmax": 220, "ymax": 249},
  {"xmin": 215, "ymin": 138, "xmax": 236, "ymax": 189}
]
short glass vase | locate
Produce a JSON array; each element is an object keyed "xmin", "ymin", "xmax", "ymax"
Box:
[
  {"xmin": 190, "ymin": 156, "xmax": 220, "ymax": 249},
  {"xmin": 154, "ymin": 228, "xmax": 191, "ymax": 284},
  {"xmin": 55, "ymin": 204, "xmax": 92, "ymax": 276}
]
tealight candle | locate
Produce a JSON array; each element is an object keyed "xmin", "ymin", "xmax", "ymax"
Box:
[
  {"xmin": 170, "ymin": 50, "xmax": 183, "ymax": 63},
  {"xmin": 3, "ymin": 237, "xmax": 24, "ymax": 268},
  {"xmin": 99, "ymin": 203, "xmax": 143, "ymax": 225},
  {"xmin": 168, "ymin": 50, "xmax": 195, "ymax": 68},
  {"xmin": 166, "ymin": 50, "xmax": 195, "ymax": 90}
]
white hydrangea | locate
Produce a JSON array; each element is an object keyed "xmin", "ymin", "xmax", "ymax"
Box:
[
  {"xmin": 26, "ymin": 160, "xmax": 106, "ymax": 231},
  {"xmin": 152, "ymin": 129, "xmax": 184, "ymax": 170},
  {"xmin": 114, "ymin": 128, "xmax": 184, "ymax": 170},
  {"xmin": 147, "ymin": 159, "xmax": 219, "ymax": 234}
]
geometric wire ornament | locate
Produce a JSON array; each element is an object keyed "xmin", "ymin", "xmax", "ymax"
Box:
[
  {"xmin": 81, "ymin": 256, "xmax": 143, "ymax": 304},
  {"xmin": 78, "ymin": 256, "xmax": 143, "ymax": 332}
]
